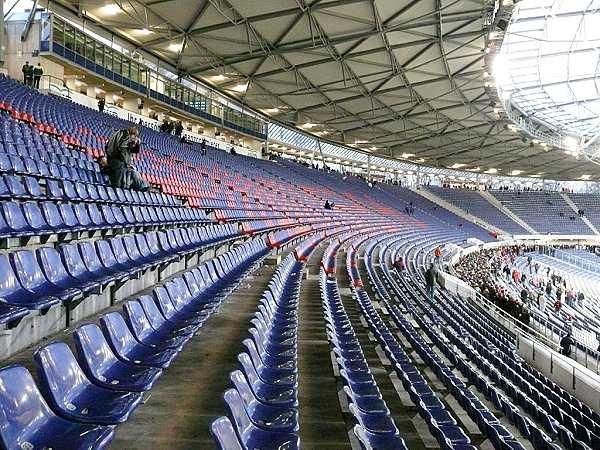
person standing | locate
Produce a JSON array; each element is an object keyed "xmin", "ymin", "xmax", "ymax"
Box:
[
  {"xmin": 32, "ymin": 62, "xmax": 44, "ymax": 89},
  {"xmin": 98, "ymin": 97, "xmax": 106, "ymax": 113},
  {"xmin": 434, "ymin": 246, "xmax": 442, "ymax": 264},
  {"xmin": 424, "ymin": 264, "xmax": 437, "ymax": 302},
  {"xmin": 22, "ymin": 61, "xmax": 32, "ymax": 86},
  {"xmin": 137, "ymin": 97, "xmax": 144, "ymax": 115},
  {"xmin": 200, "ymin": 139, "xmax": 207, "ymax": 155}
]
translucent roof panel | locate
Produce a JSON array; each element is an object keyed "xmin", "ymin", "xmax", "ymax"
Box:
[{"xmin": 496, "ymin": 0, "xmax": 600, "ymax": 139}]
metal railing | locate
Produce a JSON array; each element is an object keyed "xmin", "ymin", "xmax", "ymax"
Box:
[
  {"xmin": 540, "ymin": 247, "xmax": 600, "ymax": 274},
  {"xmin": 39, "ymin": 74, "xmax": 71, "ymax": 98}
]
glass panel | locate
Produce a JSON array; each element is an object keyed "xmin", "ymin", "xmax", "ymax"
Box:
[
  {"xmin": 53, "ymin": 17, "xmax": 65, "ymax": 46},
  {"xmin": 85, "ymin": 36, "xmax": 94, "ymax": 60},
  {"xmin": 64, "ymin": 23, "xmax": 75, "ymax": 51},
  {"xmin": 94, "ymin": 42, "xmax": 104, "ymax": 66},
  {"xmin": 74, "ymin": 30, "xmax": 85, "ymax": 55}
]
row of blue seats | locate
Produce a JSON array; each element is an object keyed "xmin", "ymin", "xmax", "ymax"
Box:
[
  {"xmin": 320, "ymin": 270, "xmax": 408, "ymax": 450},
  {"xmin": 0, "ymin": 223, "xmax": 240, "ymax": 321},
  {"xmin": 212, "ymin": 253, "xmax": 302, "ymax": 449},
  {"xmin": 0, "ymin": 200, "xmax": 208, "ymax": 240},
  {"xmin": 0, "ymin": 151, "xmax": 104, "ymax": 185},
  {"xmin": 0, "ymin": 236, "xmax": 270, "ymax": 449},
  {"xmin": 0, "ymin": 173, "xmax": 178, "ymax": 207},
  {"xmin": 378, "ymin": 234, "xmax": 598, "ymax": 450}
]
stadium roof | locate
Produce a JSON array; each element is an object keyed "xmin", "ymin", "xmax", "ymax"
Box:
[{"xmin": 53, "ymin": 0, "xmax": 599, "ymax": 180}]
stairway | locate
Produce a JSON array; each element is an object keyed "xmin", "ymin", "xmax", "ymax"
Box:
[
  {"xmin": 560, "ymin": 193, "xmax": 599, "ymax": 235},
  {"xmin": 478, "ymin": 190, "xmax": 537, "ymax": 234}
]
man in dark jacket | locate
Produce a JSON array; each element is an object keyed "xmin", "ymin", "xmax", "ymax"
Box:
[
  {"xmin": 22, "ymin": 62, "xmax": 33, "ymax": 86},
  {"xmin": 32, "ymin": 62, "xmax": 44, "ymax": 88},
  {"xmin": 560, "ymin": 333, "xmax": 573, "ymax": 358},
  {"xmin": 424, "ymin": 263, "xmax": 437, "ymax": 302},
  {"xmin": 105, "ymin": 127, "xmax": 149, "ymax": 191}
]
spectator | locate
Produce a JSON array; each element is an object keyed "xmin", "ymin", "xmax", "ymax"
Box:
[
  {"xmin": 22, "ymin": 61, "xmax": 32, "ymax": 86},
  {"xmin": 577, "ymin": 291, "xmax": 584, "ymax": 307},
  {"xmin": 560, "ymin": 333, "xmax": 573, "ymax": 357},
  {"xmin": 32, "ymin": 62, "xmax": 44, "ymax": 89},
  {"xmin": 175, "ymin": 121, "xmax": 183, "ymax": 137},
  {"xmin": 393, "ymin": 256, "xmax": 405, "ymax": 275},
  {"xmin": 105, "ymin": 127, "xmax": 149, "ymax": 191},
  {"xmin": 520, "ymin": 288, "xmax": 529, "ymax": 304},
  {"xmin": 424, "ymin": 264, "xmax": 437, "ymax": 302},
  {"xmin": 434, "ymin": 246, "xmax": 442, "ymax": 264},
  {"xmin": 200, "ymin": 139, "xmax": 207, "ymax": 155},
  {"xmin": 137, "ymin": 97, "xmax": 144, "ymax": 114},
  {"xmin": 98, "ymin": 98, "xmax": 105, "ymax": 113},
  {"xmin": 324, "ymin": 200, "xmax": 332, "ymax": 210},
  {"xmin": 554, "ymin": 298, "xmax": 562, "ymax": 312}
]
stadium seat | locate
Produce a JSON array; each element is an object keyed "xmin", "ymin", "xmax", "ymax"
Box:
[
  {"xmin": 34, "ymin": 342, "xmax": 143, "ymax": 424},
  {"xmin": 73, "ymin": 323, "xmax": 163, "ymax": 392},
  {"xmin": 0, "ymin": 365, "xmax": 115, "ymax": 449}
]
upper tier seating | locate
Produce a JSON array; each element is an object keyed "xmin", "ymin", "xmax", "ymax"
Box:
[
  {"xmin": 427, "ymin": 186, "xmax": 529, "ymax": 234},
  {"xmin": 489, "ymin": 190, "xmax": 591, "ymax": 234}
]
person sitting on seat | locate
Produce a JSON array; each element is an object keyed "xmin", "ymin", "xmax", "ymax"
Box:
[
  {"xmin": 393, "ymin": 256, "xmax": 405, "ymax": 275},
  {"xmin": 324, "ymin": 200, "xmax": 332, "ymax": 210},
  {"xmin": 105, "ymin": 127, "xmax": 149, "ymax": 191}
]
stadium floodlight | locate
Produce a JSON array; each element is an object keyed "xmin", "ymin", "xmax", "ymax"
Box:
[{"xmin": 496, "ymin": 0, "xmax": 600, "ymax": 164}]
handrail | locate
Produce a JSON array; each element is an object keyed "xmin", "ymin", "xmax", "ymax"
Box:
[
  {"xmin": 542, "ymin": 247, "xmax": 600, "ymax": 275},
  {"xmin": 40, "ymin": 74, "xmax": 71, "ymax": 98}
]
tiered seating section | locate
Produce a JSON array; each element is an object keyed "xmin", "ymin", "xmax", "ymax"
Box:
[
  {"xmin": 490, "ymin": 190, "xmax": 591, "ymax": 234},
  {"xmin": 428, "ymin": 186, "xmax": 529, "ymax": 234},
  {"xmin": 0, "ymin": 76, "xmax": 597, "ymax": 450}
]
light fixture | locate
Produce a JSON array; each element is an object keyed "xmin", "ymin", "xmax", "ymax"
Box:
[
  {"xmin": 301, "ymin": 123, "xmax": 316, "ymax": 129},
  {"xmin": 564, "ymin": 136, "xmax": 579, "ymax": 151},
  {"xmin": 510, "ymin": 170, "xmax": 523, "ymax": 176},
  {"xmin": 211, "ymin": 74, "xmax": 228, "ymax": 82},
  {"xmin": 485, "ymin": 168, "xmax": 498, "ymax": 174},
  {"xmin": 263, "ymin": 107, "xmax": 279, "ymax": 114},
  {"xmin": 231, "ymin": 82, "xmax": 249, "ymax": 93},
  {"xmin": 134, "ymin": 28, "xmax": 153, "ymax": 36},
  {"xmin": 401, "ymin": 153, "xmax": 415, "ymax": 158},
  {"xmin": 100, "ymin": 4, "xmax": 121, "ymax": 15},
  {"xmin": 580, "ymin": 174, "xmax": 591, "ymax": 180},
  {"xmin": 94, "ymin": 87, "xmax": 104, "ymax": 94},
  {"xmin": 450, "ymin": 163, "xmax": 466, "ymax": 169},
  {"xmin": 168, "ymin": 42, "xmax": 183, "ymax": 52}
]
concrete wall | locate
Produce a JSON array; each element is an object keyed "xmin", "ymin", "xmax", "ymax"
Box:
[{"xmin": 518, "ymin": 335, "xmax": 600, "ymax": 412}]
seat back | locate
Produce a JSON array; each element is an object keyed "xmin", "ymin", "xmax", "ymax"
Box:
[
  {"xmin": 100, "ymin": 312, "xmax": 136, "ymax": 355},
  {"xmin": 223, "ymin": 389, "xmax": 254, "ymax": 446},
  {"xmin": 10, "ymin": 250, "xmax": 49, "ymax": 292},
  {"xmin": 37, "ymin": 247, "xmax": 71, "ymax": 286},
  {"xmin": 78, "ymin": 242, "xmax": 104, "ymax": 273},
  {"xmin": 153, "ymin": 286, "xmax": 178, "ymax": 320},
  {"xmin": 123, "ymin": 300, "xmax": 152, "ymax": 341},
  {"xmin": 2, "ymin": 202, "xmax": 29, "ymax": 232},
  {"xmin": 0, "ymin": 254, "xmax": 23, "ymax": 301},
  {"xmin": 33, "ymin": 342, "xmax": 88, "ymax": 409},
  {"xmin": 211, "ymin": 416, "xmax": 243, "ymax": 450},
  {"xmin": 137, "ymin": 295, "xmax": 168, "ymax": 330},
  {"xmin": 41, "ymin": 202, "xmax": 65, "ymax": 229},
  {"xmin": 73, "ymin": 323, "xmax": 119, "ymax": 379},
  {"xmin": 0, "ymin": 365, "xmax": 55, "ymax": 448}
]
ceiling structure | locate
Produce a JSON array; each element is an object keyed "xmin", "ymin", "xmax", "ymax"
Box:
[{"xmin": 53, "ymin": 0, "xmax": 598, "ymax": 180}]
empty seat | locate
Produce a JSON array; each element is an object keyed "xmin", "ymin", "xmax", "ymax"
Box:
[
  {"xmin": 0, "ymin": 253, "xmax": 60, "ymax": 310},
  {"xmin": 223, "ymin": 389, "xmax": 299, "ymax": 450},
  {"xmin": 100, "ymin": 312, "xmax": 179, "ymax": 368},
  {"xmin": 73, "ymin": 323, "xmax": 162, "ymax": 392},
  {"xmin": 0, "ymin": 365, "xmax": 114, "ymax": 449},
  {"xmin": 34, "ymin": 342, "xmax": 143, "ymax": 425}
]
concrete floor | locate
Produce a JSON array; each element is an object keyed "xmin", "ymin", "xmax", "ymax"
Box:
[{"xmin": 109, "ymin": 262, "xmax": 279, "ymax": 449}]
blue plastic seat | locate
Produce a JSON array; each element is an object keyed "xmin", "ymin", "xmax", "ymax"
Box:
[
  {"xmin": 0, "ymin": 365, "xmax": 114, "ymax": 449},
  {"xmin": 223, "ymin": 389, "xmax": 299, "ymax": 450},
  {"xmin": 0, "ymin": 302, "xmax": 29, "ymax": 327},
  {"xmin": 211, "ymin": 416, "xmax": 243, "ymax": 450},
  {"xmin": 37, "ymin": 247, "xmax": 85, "ymax": 299},
  {"xmin": 100, "ymin": 312, "xmax": 179, "ymax": 368},
  {"xmin": 2, "ymin": 201, "xmax": 34, "ymax": 235},
  {"xmin": 34, "ymin": 342, "xmax": 143, "ymax": 425},
  {"xmin": 22, "ymin": 201, "xmax": 53, "ymax": 234},
  {"xmin": 136, "ymin": 295, "xmax": 198, "ymax": 337},
  {"xmin": 0, "ymin": 253, "xmax": 60, "ymax": 310},
  {"xmin": 73, "ymin": 323, "xmax": 162, "ymax": 392},
  {"xmin": 123, "ymin": 300, "xmax": 190, "ymax": 350},
  {"xmin": 354, "ymin": 424, "xmax": 409, "ymax": 450},
  {"xmin": 229, "ymin": 370, "xmax": 299, "ymax": 433}
]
